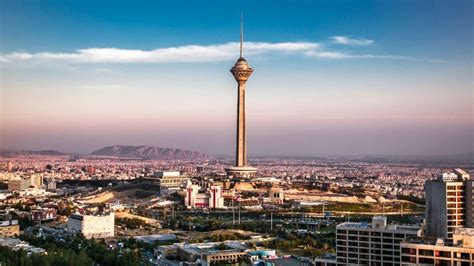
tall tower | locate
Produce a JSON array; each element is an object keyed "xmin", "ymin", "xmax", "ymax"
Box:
[{"xmin": 225, "ymin": 14, "xmax": 257, "ymax": 179}]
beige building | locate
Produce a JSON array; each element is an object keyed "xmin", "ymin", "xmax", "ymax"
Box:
[
  {"xmin": 268, "ymin": 187, "xmax": 284, "ymax": 204},
  {"xmin": 400, "ymin": 228, "xmax": 474, "ymax": 265},
  {"xmin": 67, "ymin": 212, "xmax": 114, "ymax": 239},
  {"xmin": 31, "ymin": 175, "xmax": 43, "ymax": 188},
  {"xmin": 8, "ymin": 178, "xmax": 30, "ymax": 191},
  {"xmin": 336, "ymin": 216, "xmax": 422, "ymax": 265},
  {"xmin": 425, "ymin": 169, "xmax": 473, "ymax": 239},
  {"xmin": 0, "ymin": 220, "xmax": 20, "ymax": 237},
  {"xmin": 150, "ymin": 171, "xmax": 188, "ymax": 195}
]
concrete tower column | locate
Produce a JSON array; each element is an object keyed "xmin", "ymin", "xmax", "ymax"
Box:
[{"xmin": 236, "ymin": 80, "xmax": 247, "ymax": 166}]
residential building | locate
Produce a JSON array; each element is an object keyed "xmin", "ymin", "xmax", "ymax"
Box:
[
  {"xmin": 400, "ymin": 228, "xmax": 474, "ymax": 265},
  {"xmin": 336, "ymin": 216, "xmax": 422, "ymax": 265},
  {"xmin": 425, "ymin": 169, "xmax": 473, "ymax": 239}
]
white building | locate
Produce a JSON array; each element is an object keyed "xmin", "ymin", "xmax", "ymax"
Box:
[
  {"xmin": 336, "ymin": 216, "xmax": 422, "ymax": 265},
  {"xmin": 185, "ymin": 184, "xmax": 225, "ymax": 209},
  {"xmin": 67, "ymin": 212, "xmax": 114, "ymax": 239},
  {"xmin": 185, "ymin": 184, "xmax": 201, "ymax": 208},
  {"xmin": 154, "ymin": 171, "xmax": 181, "ymax": 177},
  {"xmin": 209, "ymin": 185, "xmax": 224, "ymax": 209}
]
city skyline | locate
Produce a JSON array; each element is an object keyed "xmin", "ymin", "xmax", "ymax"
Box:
[{"xmin": 1, "ymin": 0, "xmax": 473, "ymax": 156}]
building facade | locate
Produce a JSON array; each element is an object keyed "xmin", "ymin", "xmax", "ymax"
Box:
[
  {"xmin": 400, "ymin": 228, "xmax": 474, "ymax": 265},
  {"xmin": 185, "ymin": 184, "xmax": 225, "ymax": 209},
  {"xmin": 268, "ymin": 187, "xmax": 284, "ymax": 204},
  {"xmin": 209, "ymin": 185, "xmax": 224, "ymax": 209},
  {"xmin": 67, "ymin": 212, "xmax": 114, "ymax": 239},
  {"xmin": 466, "ymin": 179, "xmax": 473, "ymax": 228},
  {"xmin": 30, "ymin": 175, "xmax": 43, "ymax": 188},
  {"xmin": 31, "ymin": 208, "xmax": 57, "ymax": 222},
  {"xmin": 336, "ymin": 216, "xmax": 422, "ymax": 265},
  {"xmin": 147, "ymin": 171, "xmax": 189, "ymax": 196},
  {"xmin": 8, "ymin": 178, "xmax": 30, "ymax": 191},
  {"xmin": 425, "ymin": 169, "xmax": 472, "ymax": 239}
]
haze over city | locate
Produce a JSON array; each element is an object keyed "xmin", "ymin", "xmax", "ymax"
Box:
[{"xmin": 1, "ymin": 0, "xmax": 472, "ymax": 156}]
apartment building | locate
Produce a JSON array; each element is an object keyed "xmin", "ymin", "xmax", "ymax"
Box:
[
  {"xmin": 336, "ymin": 216, "xmax": 422, "ymax": 265},
  {"xmin": 425, "ymin": 169, "xmax": 473, "ymax": 239},
  {"xmin": 400, "ymin": 228, "xmax": 474, "ymax": 265}
]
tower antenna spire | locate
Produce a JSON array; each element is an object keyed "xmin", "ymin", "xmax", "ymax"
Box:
[{"xmin": 240, "ymin": 12, "xmax": 244, "ymax": 58}]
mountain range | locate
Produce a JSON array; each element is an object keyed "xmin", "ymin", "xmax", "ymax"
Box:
[
  {"xmin": 0, "ymin": 149, "xmax": 66, "ymax": 156},
  {"xmin": 90, "ymin": 145, "xmax": 210, "ymax": 160}
]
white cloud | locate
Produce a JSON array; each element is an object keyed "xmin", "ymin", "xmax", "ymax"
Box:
[
  {"xmin": 305, "ymin": 51, "xmax": 351, "ymax": 59},
  {"xmin": 305, "ymin": 50, "xmax": 441, "ymax": 63},
  {"xmin": 331, "ymin": 36, "xmax": 374, "ymax": 46},
  {"xmin": 0, "ymin": 42, "xmax": 318, "ymax": 64},
  {"xmin": 0, "ymin": 40, "xmax": 440, "ymax": 64}
]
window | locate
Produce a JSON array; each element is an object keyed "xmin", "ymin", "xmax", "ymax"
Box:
[{"xmin": 419, "ymin": 249, "xmax": 434, "ymax": 256}]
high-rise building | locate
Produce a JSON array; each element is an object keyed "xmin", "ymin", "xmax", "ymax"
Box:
[
  {"xmin": 335, "ymin": 216, "xmax": 422, "ymax": 265},
  {"xmin": 225, "ymin": 15, "xmax": 257, "ymax": 179},
  {"xmin": 425, "ymin": 169, "xmax": 473, "ymax": 239}
]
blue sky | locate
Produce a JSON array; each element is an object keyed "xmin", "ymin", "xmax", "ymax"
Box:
[{"xmin": 0, "ymin": 0, "xmax": 472, "ymax": 156}]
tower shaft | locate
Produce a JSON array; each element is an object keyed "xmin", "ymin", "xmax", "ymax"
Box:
[{"xmin": 236, "ymin": 81, "xmax": 247, "ymax": 166}]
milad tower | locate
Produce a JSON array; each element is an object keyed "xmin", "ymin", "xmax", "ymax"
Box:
[{"xmin": 225, "ymin": 15, "xmax": 257, "ymax": 179}]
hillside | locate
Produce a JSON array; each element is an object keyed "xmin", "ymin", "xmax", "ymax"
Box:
[{"xmin": 90, "ymin": 145, "xmax": 209, "ymax": 160}]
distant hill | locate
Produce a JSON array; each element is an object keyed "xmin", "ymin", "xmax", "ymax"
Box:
[
  {"xmin": 0, "ymin": 149, "xmax": 66, "ymax": 156},
  {"xmin": 362, "ymin": 152, "xmax": 474, "ymax": 162},
  {"xmin": 90, "ymin": 145, "xmax": 210, "ymax": 160}
]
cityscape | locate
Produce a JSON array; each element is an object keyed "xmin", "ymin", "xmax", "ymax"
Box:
[{"xmin": 0, "ymin": 1, "xmax": 473, "ymax": 266}]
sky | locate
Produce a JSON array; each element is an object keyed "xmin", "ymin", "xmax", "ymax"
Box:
[{"xmin": 0, "ymin": 0, "xmax": 473, "ymax": 156}]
